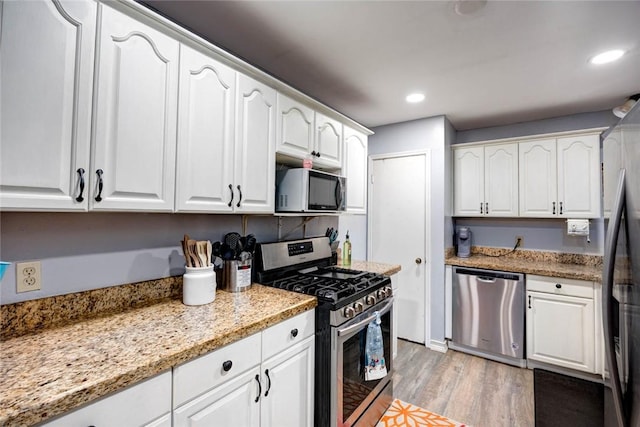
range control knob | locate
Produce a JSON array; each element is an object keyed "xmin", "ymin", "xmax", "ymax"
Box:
[
  {"xmin": 344, "ymin": 306, "xmax": 356, "ymax": 319},
  {"xmin": 353, "ymin": 302, "xmax": 364, "ymax": 313},
  {"xmin": 365, "ymin": 295, "xmax": 377, "ymax": 306},
  {"xmin": 376, "ymin": 289, "xmax": 387, "ymax": 299},
  {"xmin": 384, "ymin": 286, "xmax": 392, "ymax": 297}
]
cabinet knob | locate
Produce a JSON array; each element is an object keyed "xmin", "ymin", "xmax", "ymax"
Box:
[
  {"xmin": 311, "ymin": 150, "xmax": 317, "ymax": 156},
  {"xmin": 291, "ymin": 328, "xmax": 299, "ymax": 338},
  {"xmin": 316, "ymin": 152, "xmax": 321, "ymax": 157},
  {"xmin": 555, "ymin": 283, "xmax": 562, "ymax": 289},
  {"xmin": 222, "ymin": 360, "xmax": 233, "ymax": 371},
  {"xmin": 415, "ymin": 257, "xmax": 422, "ymax": 264}
]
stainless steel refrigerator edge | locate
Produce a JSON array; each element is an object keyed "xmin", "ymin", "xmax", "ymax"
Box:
[{"xmin": 602, "ymin": 100, "xmax": 640, "ymax": 427}]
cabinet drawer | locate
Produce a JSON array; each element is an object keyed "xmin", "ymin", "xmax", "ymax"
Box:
[
  {"xmin": 262, "ymin": 310, "xmax": 315, "ymax": 360},
  {"xmin": 173, "ymin": 332, "xmax": 261, "ymax": 407},
  {"xmin": 526, "ymin": 275, "xmax": 594, "ymax": 299},
  {"xmin": 42, "ymin": 371, "xmax": 171, "ymax": 426}
]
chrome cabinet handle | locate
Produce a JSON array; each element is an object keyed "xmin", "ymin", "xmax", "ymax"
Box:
[
  {"xmin": 264, "ymin": 369, "xmax": 271, "ymax": 396},
  {"xmin": 94, "ymin": 169, "xmax": 104, "ymax": 202},
  {"xmin": 228, "ymin": 184, "xmax": 234, "ymax": 207},
  {"xmin": 552, "ymin": 201, "xmax": 556, "ymax": 214},
  {"xmin": 255, "ymin": 374, "xmax": 261, "ymax": 403},
  {"xmin": 236, "ymin": 185, "xmax": 242, "ymax": 208},
  {"xmin": 76, "ymin": 168, "xmax": 85, "ymax": 202}
]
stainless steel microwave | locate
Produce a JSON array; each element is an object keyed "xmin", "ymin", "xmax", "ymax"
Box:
[{"xmin": 276, "ymin": 168, "xmax": 346, "ymax": 213}]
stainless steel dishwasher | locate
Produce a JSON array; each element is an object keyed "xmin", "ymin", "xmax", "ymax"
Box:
[{"xmin": 449, "ymin": 266, "xmax": 526, "ymax": 367}]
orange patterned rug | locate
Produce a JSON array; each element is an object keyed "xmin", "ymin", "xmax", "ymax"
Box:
[{"xmin": 377, "ymin": 399, "xmax": 470, "ymax": 427}]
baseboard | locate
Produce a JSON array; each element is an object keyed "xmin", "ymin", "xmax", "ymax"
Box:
[{"xmin": 429, "ymin": 339, "xmax": 448, "ymax": 353}]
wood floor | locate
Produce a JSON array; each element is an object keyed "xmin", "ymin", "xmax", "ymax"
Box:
[{"xmin": 392, "ymin": 339, "xmax": 534, "ymax": 427}]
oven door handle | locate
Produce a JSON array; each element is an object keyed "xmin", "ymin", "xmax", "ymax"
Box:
[{"xmin": 337, "ymin": 297, "xmax": 394, "ymax": 337}]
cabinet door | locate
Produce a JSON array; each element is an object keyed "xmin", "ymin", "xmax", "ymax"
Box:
[
  {"xmin": 175, "ymin": 43, "xmax": 236, "ymax": 213},
  {"xmin": 234, "ymin": 74, "xmax": 276, "ymax": 213},
  {"xmin": 315, "ymin": 113, "xmax": 343, "ymax": 168},
  {"xmin": 343, "ymin": 126, "xmax": 368, "ymax": 214},
  {"xmin": 276, "ymin": 93, "xmax": 315, "ymax": 159},
  {"xmin": 0, "ymin": 0, "xmax": 96, "ymax": 211},
  {"xmin": 261, "ymin": 336, "xmax": 315, "ymax": 427},
  {"xmin": 91, "ymin": 3, "xmax": 178, "ymax": 211},
  {"xmin": 557, "ymin": 135, "xmax": 601, "ymax": 218},
  {"xmin": 453, "ymin": 146, "xmax": 484, "ymax": 216},
  {"xmin": 602, "ymin": 129, "xmax": 623, "ymax": 218},
  {"xmin": 173, "ymin": 366, "xmax": 261, "ymax": 427},
  {"xmin": 526, "ymin": 291, "xmax": 595, "ymax": 373},
  {"xmin": 519, "ymin": 139, "xmax": 557, "ymax": 217},
  {"xmin": 484, "ymin": 143, "xmax": 518, "ymax": 216}
]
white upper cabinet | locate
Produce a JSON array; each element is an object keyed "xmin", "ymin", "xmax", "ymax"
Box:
[
  {"xmin": 275, "ymin": 95, "xmax": 343, "ymax": 170},
  {"xmin": 175, "ymin": 43, "xmax": 236, "ymax": 213},
  {"xmin": 0, "ymin": 0, "xmax": 97, "ymax": 211},
  {"xmin": 557, "ymin": 135, "xmax": 601, "ymax": 218},
  {"xmin": 602, "ymin": 128, "xmax": 622, "ymax": 218},
  {"xmin": 315, "ymin": 113, "xmax": 343, "ymax": 168},
  {"xmin": 453, "ymin": 143, "xmax": 518, "ymax": 216},
  {"xmin": 234, "ymin": 74, "xmax": 276, "ymax": 213},
  {"xmin": 90, "ymin": 3, "xmax": 179, "ymax": 211},
  {"xmin": 276, "ymin": 93, "xmax": 315, "ymax": 160},
  {"xmin": 519, "ymin": 134, "xmax": 600, "ymax": 218},
  {"xmin": 343, "ymin": 126, "xmax": 368, "ymax": 214}
]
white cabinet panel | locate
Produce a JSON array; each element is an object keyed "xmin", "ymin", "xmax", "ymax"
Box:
[
  {"xmin": 453, "ymin": 146, "xmax": 484, "ymax": 216},
  {"xmin": 315, "ymin": 112, "xmax": 343, "ymax": 168},
  {"xmin": 343, "ymin": 126, "xmax": 368, "ymax": 214},
  {"xmin": 261, "ymin": 336, "xmax": 315, "ymax": 427},
  {"xmin": 91, "ymin": 3, "xmax": 178, "ymax": 211},
  {"xmin": 0, "ymin": 0, "xmax": 96, "ymax": 210},
  {"xmin": 42, "ymin": 371, "xmax": 172, "ymax": 426},
  {"xmin": 557, "ymin": 135, "xmax": 601, "ymax": 218},
  {"xmin": 276, "ymin": 93, "xmax": 315, "ymax": 158},
  {"xmin": 234, "ymin": 74, "xmax": 276, "ymax": 213},
  {"xmin": 602, "ymin": 128, "xmax": 623, "ymax": 218},
  {"xmin": 484, "ymin": 143, "xmax": 518, "ymax": 216},
  {"xmin": 519, "ymin": 139, "xmax": 557, "ymax": 217},
  {"xmin": 175, "ymin": 43, "xmax": 236, "ymax": 212}
]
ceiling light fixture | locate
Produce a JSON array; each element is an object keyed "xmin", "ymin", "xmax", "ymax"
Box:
[
  {"xmin": 613, "ymin": 94, "xmax": 640, "ymax": 118},
  {"xmin": 406, "ymin": 93, "xmax": 425, "ymax": 103},
  {"xmin": 590, "ymin": 49, "xmax": 625, "ymax": 65}
]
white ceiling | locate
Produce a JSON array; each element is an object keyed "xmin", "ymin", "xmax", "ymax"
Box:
[{"xmin": 143, "ymin": 0, "xmax": 640, "ymax": 130}]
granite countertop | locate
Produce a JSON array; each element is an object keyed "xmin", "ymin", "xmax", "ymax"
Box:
[
  {"xmin": 445, "ymin": 247, "xmax": 602, "ymax": 282},
  {"xmin": 0, "ymin": 285, "xmax": 316, "ymax": 426},
  {"xmin": 350, "ymin": 260, "xmax": 401, "ymax": 276}
]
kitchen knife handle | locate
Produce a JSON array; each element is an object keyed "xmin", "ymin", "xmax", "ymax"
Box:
[
  {"xmin": 559, "ymin": 201, "xmax": 563, "ymax": 215},
  {"xmin": 94, "ymin": 169, "xmax": 104, "ymax": 202},
  {"xmin": 227, "ymin": 184, "xmax": 234, "ymax": 207},
  {"xmin": 236, "ymin": 185, "xmax": 242, "ymax": 208},
  {"xmin": 75, "ymin": 168, "xmax": 85, "ymax": 202},
  {"xmin": 264, "ymin": 369, "xmax": 271, "ymax": 396},
  {"xmin": 254, "ymin": 374, "xmax": 261, "ymax": 403},
  {"xmin": 552, "ymin": 201, "xmax": 556, "ymax": 214}
]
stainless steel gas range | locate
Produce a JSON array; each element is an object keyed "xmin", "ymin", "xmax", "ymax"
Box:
[{"xmin": 255, "ymin": 237, "xmax": 394, "ymax": 427}]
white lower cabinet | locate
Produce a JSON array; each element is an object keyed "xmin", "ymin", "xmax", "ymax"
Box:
[
  {"xmin": 173, "ymin": 310, "xmax": 315, "ymax": 427},
  {"xmin": 526, "ymin": 275, "xmax": 601, "ymax": 374},
  {"xmin": 41, "ymin": 371, "xmax": 172, "ymax": 426}
]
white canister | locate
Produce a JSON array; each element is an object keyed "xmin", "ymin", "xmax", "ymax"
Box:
[{"xmin": 183, "ymin": 265, "xmax": 216, "ymax": 305}]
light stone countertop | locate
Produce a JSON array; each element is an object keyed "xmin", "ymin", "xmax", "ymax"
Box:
[
  {"xmin": 0, "ymin": 285, "xmax": 316, "ymax": 426},
  {"xmin": 348, "ymin": 260, "xmax": 401, "ymax": 276}
]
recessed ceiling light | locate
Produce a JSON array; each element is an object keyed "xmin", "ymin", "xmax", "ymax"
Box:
[
  {"xmin": 590, "ymin": 49, "xmax": 625, "ymax": 65},
  {"xmin": 406, "ymin": 93, "xmax": 425, "ymax": 103}
]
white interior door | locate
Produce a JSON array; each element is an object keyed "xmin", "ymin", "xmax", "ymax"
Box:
[{"xmin": 369, "ymin": 152, "xmax": 429, "ymax": 344}]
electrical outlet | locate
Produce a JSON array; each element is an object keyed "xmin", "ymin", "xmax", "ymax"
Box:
[
  {"xmin": 515, "ymin": 236, "xmax": 524, "ymax": 248},
  {"xmin": 16, "ymin": 261, "xmax": 41, "ymax": 293}
]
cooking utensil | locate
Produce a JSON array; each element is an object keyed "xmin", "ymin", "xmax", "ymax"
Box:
[
  {"xmin": 196, "ymin": 241, "xmax": 209, "ymax": 267},
  {"xmin": 245, "ymin": 234, "xmax": 257, "ymax": 253},
  {"xmin": 182, "ymin": 234, "xmax": 192, "ymax": 267},
  {"xmin": 206, "ymin": 241, "xmax": 212, "ymax": 266},
  {"xmin": 212, "ymin": 241, "xmax": 221, "ymax": 257},
  {"xmin": 187, "ymin": 239, "xmax": 201, "ymax": 267}
]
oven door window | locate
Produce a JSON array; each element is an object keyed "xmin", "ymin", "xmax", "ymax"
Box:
[{"xmin": 339, "ymin": 308, "xmax": 392, "ymax": 424}]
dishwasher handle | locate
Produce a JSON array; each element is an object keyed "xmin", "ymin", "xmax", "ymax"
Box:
[{"xmin": 454, "ymin": 267, "xmax": 523, "ymax": 282}]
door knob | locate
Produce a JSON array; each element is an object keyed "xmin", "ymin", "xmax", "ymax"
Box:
[{"xmin": 415, "ymin": 258, "xmax": 422, "ymax": 264}]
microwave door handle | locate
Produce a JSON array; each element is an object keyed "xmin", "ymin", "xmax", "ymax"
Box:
[
  {"xmin": 337, "ymin": 297, "xmax": 394, "ymax": 337},
  {"xmin": 335, "ymin": 178, "xmax": 344, "ymax": 209},
  {"xmin": 603, "ymin": 169, "xmax": 626, "ymax": 427}
]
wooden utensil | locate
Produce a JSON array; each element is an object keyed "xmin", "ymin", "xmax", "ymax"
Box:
[
  {"xmin": 187, "ymin": 239, "xmax": 201, "ymax": 268},
  {"xmin": 206, "ymin": 241, "xmax": 212, "ymax": 267},
  {"xmin": 182, "ymin": 234, "xmax": 191, "ymax": 267},
  {"xmin": 196, "ymin": 241, "xmax": 209, "ymax": 267}
]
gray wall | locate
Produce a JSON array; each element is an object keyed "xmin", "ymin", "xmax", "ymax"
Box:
[
  {"xmin": 0, "ymin": 212, "xmax": 337, "ymax": 305},
  {"xmin": 368, "ymin": 115, "xmax": 452, "ymax": 345}
]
